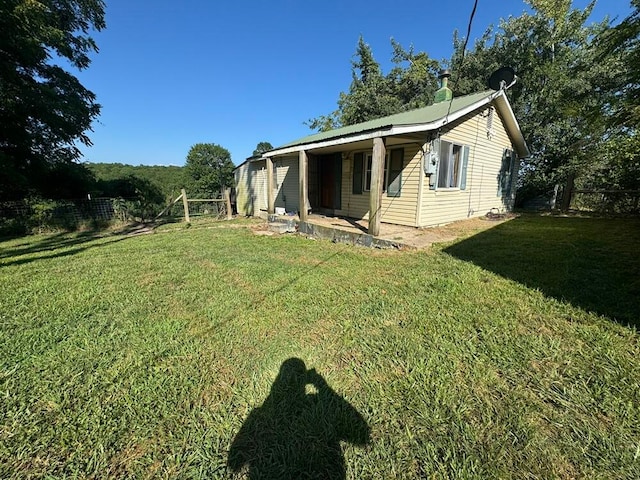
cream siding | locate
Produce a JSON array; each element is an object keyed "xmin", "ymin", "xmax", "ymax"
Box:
[
  {"xmin": 419, "ymin": 108, "xmax": 517, "ymax": 227},
  {"xmin": 274, "ymin": 156, "xmax": 299, "ymax": 213},
  {"xmin": 234, "ymin": 162, "xmax": 252, "ymax": 216},
  {"xmin": 250, "ymin": 160, "xmax": 268, "ymax": 214},
  {"xmin": 235, "ymin": 157, "xmax": 300, "ymax": 216},
  {"xmin": 338, "ymin": 144, "xmax": 423, "ymax": 227}
]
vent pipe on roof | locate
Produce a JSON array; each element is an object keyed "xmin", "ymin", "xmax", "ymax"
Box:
[{"xmin": 434, "ymin": 69, "xmax": 453, "ymax": 104}]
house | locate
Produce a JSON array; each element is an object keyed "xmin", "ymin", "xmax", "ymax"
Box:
[{"xmin": 234, "ymin": 75, "xmax": 529, "ymax": 236}]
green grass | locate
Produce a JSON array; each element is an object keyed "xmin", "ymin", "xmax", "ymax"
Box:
[{"xmin": 0, "ymin": 215, "xmax": 638, "ymax": 478}]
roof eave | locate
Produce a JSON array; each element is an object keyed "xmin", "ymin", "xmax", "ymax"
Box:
[
  {"xmin": 264, "ymin": 94, "xmax": 496, "ymax": 157},
  {"xmin": 233, "ymin": 154, "xmax": 265, "ymax": 172},
  {"xmin": 492, "ymin": 90, "xmax": 530, "ymax": 158},
  {"xmin": 264, "ymin": 89, "xmax": 529, "ymax": 159}
]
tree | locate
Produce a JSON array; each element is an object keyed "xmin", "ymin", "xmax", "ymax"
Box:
[
  {"xmin": 307, "ymin": 36, "xmax": 441, "ymax": 131},
  {"xmin": 0, "ymin": 0, "xmax": 106, "ymax": 200},
  {"xmin": 387, "ymin": 39, "xmax": 441, "ymax": 111},
  {"xmin": 449, "ymin": 1, "xmax": 619, "ymax": 200},
  {"xmin": 336, "ymin": 36, "xmax": 402, "ymax": 127},
  {"xmin": 594, "ymin": 0, "xmax": 640, "ymax": 130},
  {"xmin": 253, "ymin": 141, "xmax": 274, "ymax": 156},
  {"xmin": 87, "ymin": 163, "xmax": 191, "ymax": 201},
  {"xmin": 185, "ymin": 143, "xmax": 234, "ymax": 197}
]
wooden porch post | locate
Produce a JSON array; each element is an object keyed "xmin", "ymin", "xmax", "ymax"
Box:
[
  {"xmin": 266, "ymin": 157, "xmax": 275, "ymax": 215},
  {"xmin": 369, "ymin": 137, "xmax": 386, "ymax": 236},
  {"xmin": 299, "ymin": 149, "xmax": 308, "ymax": 221}
]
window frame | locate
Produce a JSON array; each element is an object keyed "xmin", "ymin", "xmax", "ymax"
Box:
[
  {"xmin": 437, "ymin": 140, "xmax": 464, "ymax": 190},
  {"xmin": 352, "ymin": 148, "xmax": 404, "ymax": 196},
  {"xmin": 363, "ymin": 153, "xmax": 388, "ymax": 193}
]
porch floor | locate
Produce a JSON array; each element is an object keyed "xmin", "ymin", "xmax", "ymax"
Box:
[{"xmin": 297, "ymin": 214, "xmax": 511, "ymax": 249}]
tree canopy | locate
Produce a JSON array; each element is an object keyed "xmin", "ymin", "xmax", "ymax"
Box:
[
  {"xmin": 86, "ymin": 163, "xmax": 190, "ymax": 201},
  {"xmin": 0, "ymin": 0, "xmax": 106, "ymax": 200},
  {"xmin": 253, "ymin": 141, "xmax": 274, "ymax": 156},
  {"xmin": 185, "ymin": 143, "xmax": 234, "ymax": 197},
  {"xmin": 306, "ymin": 36, "xmax": 440, "ymax": 131},
  {"xmin": 450, "ymin": 1, "xmax": 620, "ymax": 197}
]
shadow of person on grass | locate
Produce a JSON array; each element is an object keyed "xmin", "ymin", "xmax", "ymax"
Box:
[{"xmin": 228, "ymin": 358, "xmax": 370, "ymax": 479}]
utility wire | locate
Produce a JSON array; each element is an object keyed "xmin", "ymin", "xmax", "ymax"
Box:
[{"xmin": 444, "ymin": 0, "xmax": 479, "ymax": 125}]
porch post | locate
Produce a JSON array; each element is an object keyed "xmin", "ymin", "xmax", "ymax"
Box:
[
  {"xmin": 266, "ymin": 157, "xmax": 275, "ymax": 215},
  {"xmin": 369, "ymin": 137, "xmax": 386, "ymax": 236},
  {"xmin": 299, "ymin": 149, "xmax": 308, "ymax": 221}
]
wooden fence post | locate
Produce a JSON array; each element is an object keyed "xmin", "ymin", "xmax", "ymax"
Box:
[
  {"xmin": 181, "ymin": 188, "xmax": 190, "ymax": 223},
  {"xmin": 225, "ymin": 188, "xmax": 232, "ymax": 220}
]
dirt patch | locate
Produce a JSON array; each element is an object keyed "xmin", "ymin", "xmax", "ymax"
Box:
[
  {"xmin": 306, "ymin": 214, "xmax": 517, "ymax": 249},
  {"xmin": 248, "ymin": 214, "xmax": 517, "ymax": 248}
]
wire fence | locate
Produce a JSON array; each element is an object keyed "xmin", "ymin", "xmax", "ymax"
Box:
[
  {"xmin": 571, "ymin": 190, "xmax": 640, "ymax": 214},
  {"xmin": 0, "ymin": 197, "xmax": 157, "ymax": 236},
  {"xmin": 1, "ymin": 191, "xmax": 234, "ymax": 236}
]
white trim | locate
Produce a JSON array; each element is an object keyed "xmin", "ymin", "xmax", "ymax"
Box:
[
  {"xmin": 493, "ymin": 93, "xmax": 531, "ymax": 158},
  {"xmin": 265, "ymin": 130, "xmax": 388, "ymax": 157},
  {"xmin": 265, "ymin": 90, "xmax": 528, "ymax": 159}
]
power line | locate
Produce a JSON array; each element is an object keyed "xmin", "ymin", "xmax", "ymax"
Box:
[{"xmin": 444, "ymin": 0, "xmax": 480, "ymax": 125}]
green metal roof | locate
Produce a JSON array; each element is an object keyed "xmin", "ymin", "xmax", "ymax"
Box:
[{"xmin": 277, "ymin": 90, "xmax": 494, "ymax": 149}]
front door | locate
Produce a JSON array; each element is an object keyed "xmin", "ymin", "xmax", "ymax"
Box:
[{"xmin": 318, "ymin": 154, "xmax": 342, "ymax": 211}]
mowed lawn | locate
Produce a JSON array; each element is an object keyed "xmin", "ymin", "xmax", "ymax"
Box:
[{"xmin": 0, "ymin": 216, "xmax": 638, "ymax": 479}]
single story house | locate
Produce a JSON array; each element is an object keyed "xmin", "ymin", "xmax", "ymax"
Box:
[{"xmin": 234, "ymin": 80, "xmax": 529, "ymax": 236}]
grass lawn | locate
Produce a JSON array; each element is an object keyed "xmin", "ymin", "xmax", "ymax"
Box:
[{"xmin": 0, "ymin": 215, "xmax": 638, "ymax": 478}]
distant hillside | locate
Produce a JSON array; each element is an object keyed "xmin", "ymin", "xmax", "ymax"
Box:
[{"xmin": 86, "ymin": 163, "xmax": 190, "ymax": 200}]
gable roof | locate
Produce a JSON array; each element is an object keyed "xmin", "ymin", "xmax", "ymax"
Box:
[{"xmin": 264, "ymin": 89, "xmax": 529, "ymax": 159}]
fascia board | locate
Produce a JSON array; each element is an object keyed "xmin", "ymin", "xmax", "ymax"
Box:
[{"xmin": 265, "ymin": 95, "xmax": 497, "ymax": 158}]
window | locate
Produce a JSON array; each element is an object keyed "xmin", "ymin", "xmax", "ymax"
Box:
[
  {"xmin": 364, "ymin": 153, "xmax": 387, "ymax": 192},
  {"xmin": 437, "ymin": 141, "xmax": 463, "ymax": 189},
  {"xmin": 428, "ymin": 138, "xmax": 470, "ymax": 191},
  {"xmin": 352, "ymin": 148, "xmax": 404, "ymax": 196},
  {"xmin": 498, "ymin": 149, "xmax": 517, "ymax": 197}
]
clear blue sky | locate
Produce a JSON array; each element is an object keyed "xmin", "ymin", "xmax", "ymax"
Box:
[{"xmin": 76, "ymin": 0, "xmax": 632, "ymax": 167}]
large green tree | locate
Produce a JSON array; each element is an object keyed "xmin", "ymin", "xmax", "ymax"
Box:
[
  {"xmin": 0, "ymin": 0, "xmax": 106, "ymax": 200},
  {"xmin": 307, "ymin": 36, "xmax": 441, "ymax": 131},
  {"xmin": 185, "ymin": 143, "xmax": 234, "ymax": 197},
  {"xmin": 594, "ymin": 0, "xmax": 640, "ymax": 130},
  {"xmin": 450, "ymin": 0, "xmax": 620, "ymax": 199}
]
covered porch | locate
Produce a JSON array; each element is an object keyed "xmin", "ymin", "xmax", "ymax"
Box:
[{"xmin": 264, "ymin": 135, "xmax": 417, "ymax": 236}]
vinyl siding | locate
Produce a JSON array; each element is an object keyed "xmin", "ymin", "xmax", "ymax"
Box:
[
  {"xmin": 338, "ymin": 144, "xmax": 422, "ymax": 227},
  {"xmin": 237, "ymin": 105, "xmax": 520, "ymax": 226},
  {"xmin": 235, "ymin": 158, "xmax": 299, "ymax": 216},
  {"xmin": 274, "ymin": 156, "xmax": 299, "ymax": 213},
  {"xmin": 250, "ymin": 160, "xmax": 268, "ymax": 214},
  {"xmin": 419, "ymin": 107, "xmax": 517, "ymax": 227},
  {"xmin": 234, "ymin": 162, "xmax": 252, "ymax": 216}
]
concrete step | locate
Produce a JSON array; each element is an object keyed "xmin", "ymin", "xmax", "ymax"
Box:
[
  {"xmin": 267, "ymin": 214, "xmax": 298, "ymax": 234},
  {"xmin": 268, "ymin": 222, "xmax": 297, "ymax": 234}
]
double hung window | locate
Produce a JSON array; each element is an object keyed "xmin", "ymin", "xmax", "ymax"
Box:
[{"xmin": 352, "ymin": 148, "xmax": 403, "ymax": 197}]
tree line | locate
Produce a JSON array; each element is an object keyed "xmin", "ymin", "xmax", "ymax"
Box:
[{"xmin": 308, "ymin": 0, "xmax": 640, "ymax": 205}]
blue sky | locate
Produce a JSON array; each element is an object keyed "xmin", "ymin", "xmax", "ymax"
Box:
[{"xmin": 76, "ymin": 0, "xmax": 632, "ymax": 167}]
